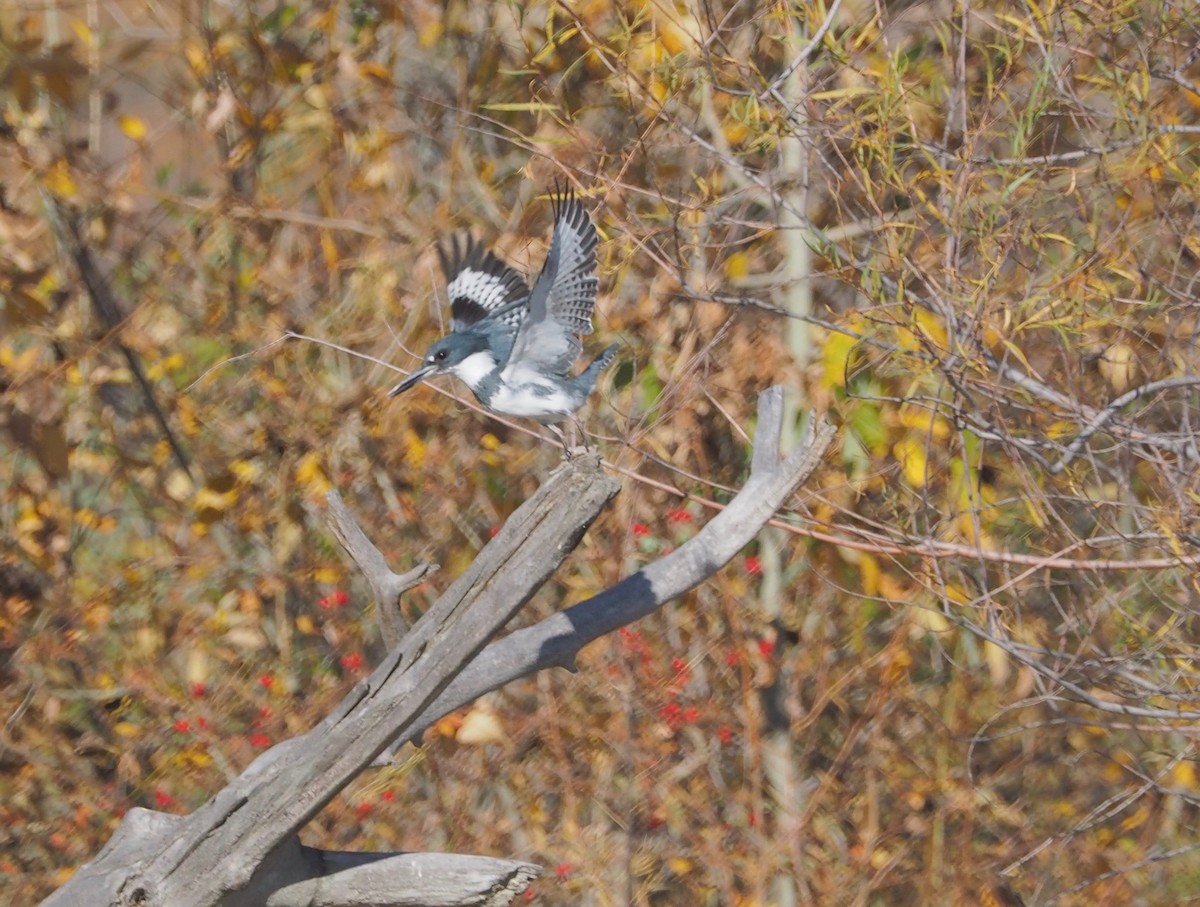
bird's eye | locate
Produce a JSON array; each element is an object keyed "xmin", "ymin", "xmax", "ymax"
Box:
[{"xmin": 434, "ymin": 350, "xmax": 448, "ymax": 362}]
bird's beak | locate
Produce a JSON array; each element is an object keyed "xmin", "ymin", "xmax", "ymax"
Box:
[{"xmin": 387, "ymin": 365, "xmax": 435, "ymax": 397}]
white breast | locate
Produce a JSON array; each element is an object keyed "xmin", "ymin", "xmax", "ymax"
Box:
[{"xmin": 451, "ymin": 351, "xmax": 498, "ymax": 391}]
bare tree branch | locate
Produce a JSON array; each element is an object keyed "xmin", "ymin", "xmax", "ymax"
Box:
[
  {"xmin": 391, "ymin": 391, "xmax": 835, "ymax": 740},
  {"xmin": 41, "ymin": 389, "xmax": 833, "ymax": 907},
  {"xmin": 325, "ymin": 489, "xmax": 437, "ymax": 645},
  {"xmin": 1048, "ymin": 374, "xmax": 1200, "ymax": 474},
  {"xmin": 43, "ymin": 455, "xmax": 619, "ymax": 907},
  {"xmin": 44, "ymin": 197, "xmax": 195, "ymax": 480}
]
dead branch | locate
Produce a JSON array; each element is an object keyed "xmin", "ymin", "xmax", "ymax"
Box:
[{"xmin": 41, "ymin": 387, "xmax": 832, "ymax": 907}]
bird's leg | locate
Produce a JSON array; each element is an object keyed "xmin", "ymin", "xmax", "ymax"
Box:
[
  {"xmin": 569, "ymin": 414, "xmax": 589, "ymax": 451},
  {"xmin": 547, "ymin": 420, "xmax": 589, "ymax": 459},
  {"xmin": 546, "ymin": 423, "xmax": 571, "ymax": 457}
]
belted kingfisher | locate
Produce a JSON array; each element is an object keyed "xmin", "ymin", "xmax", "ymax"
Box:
[{"xmin": 388, "ymin": 189, "xmax": 617, "ymax": 444}]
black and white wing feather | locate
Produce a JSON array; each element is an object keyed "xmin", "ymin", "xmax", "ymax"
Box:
[
  {"xmin": 542, "ymin": 190, "xmax": 599, "ymax": 338},
  {"xmin": 504, "ymin": 189, "xmax": 599, "ymax": 374},
  {"xmin": 438, "ymin": 235, "xmax": 529, "ymax": 333}
]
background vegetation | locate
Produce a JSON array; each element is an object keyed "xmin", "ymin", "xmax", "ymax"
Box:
[{"xmin": 3, "ymin": 0, "xmax": 1200, "ymax": 904}]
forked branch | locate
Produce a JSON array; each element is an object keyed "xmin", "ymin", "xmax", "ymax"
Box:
[{"xmin": 42, "ymin": 387, "xmax": 832, "ymax": 907}]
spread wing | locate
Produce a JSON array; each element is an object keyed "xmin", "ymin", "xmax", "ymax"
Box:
[
  {"xmin": 438, "ymin": 234, "xmax": 529, "ymax": 333},
  {"xmin": 502, "ymin": 188, "xmax": 599, "ymax": 375}
]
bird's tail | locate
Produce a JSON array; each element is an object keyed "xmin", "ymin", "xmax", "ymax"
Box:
[{"xmin": 578, "ymin": 343, "xmax": 619, "ymax": 388}]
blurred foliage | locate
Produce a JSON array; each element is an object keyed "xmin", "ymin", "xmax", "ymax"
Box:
[{"xmin": 3, "ymin": 0, "xmax": 1200, "ymax": 904}]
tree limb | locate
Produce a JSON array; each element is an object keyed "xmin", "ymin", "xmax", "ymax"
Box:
[
  {"xmin": 43, "ymin": 455, "xmax": 618, "ymax": 907},
  {"xmin": 41, "ymin": 388, "xmax": 833, "ymax": 907},
  {"xmin": 391, "ymin": 388, "xmax": 834, "ymax": 745},
  {"xmin": 325, "ymin": 489, "xmax": 437, "ymax": 645}
]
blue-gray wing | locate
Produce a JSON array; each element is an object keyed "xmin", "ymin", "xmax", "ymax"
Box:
[
  {"xmin": 439, "ymin": 234, "xmax": 529, "ymax": 333},
  {"xmin": 504, "ymin": 189, "xmax": 598, "ymax": 374}
]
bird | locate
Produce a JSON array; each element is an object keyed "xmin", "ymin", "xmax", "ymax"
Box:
[{"xmin": 388, "ymin": 188, "xmax": 617, "ymax": 448}]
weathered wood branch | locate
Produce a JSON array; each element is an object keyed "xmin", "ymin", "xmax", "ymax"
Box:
[
  {"xmin": 390, "ymin": 388, "xmax": 834, "ymax": 743},
  {"xmin": 41, "ymin": 387, "xmax": 832, "ymax": 907},
  {"xmin": 51, "ymin": 808, "xmax": 537, "ymax": 907},
  {"xmin": 325, "ymin": 490, "xmax": 437, "ymax": 646},
  {"xmin": 43, "ymin": 456, "xmax": 618, "ymax": 907}
]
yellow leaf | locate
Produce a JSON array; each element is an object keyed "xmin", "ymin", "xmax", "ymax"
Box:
[
  {"xmin": 956, "ymin": 514, "xmax": 998, "ymax": 549},
  {"xmin": 70, "ymin": 19, "xmax": 93, "ymax": 46},
  {"xmin": 1171, "ymin": 760, "xmax": 1198, "ymax": 790},
  {"xmin": 669, "ymin": 18, "xmax": 702, "ymax": 53},
  {"xmin": 892, "ymin": 437, "xmax": 928, "ymax": 488},
  {"xmin": 137, "ymin": 625, "xmax": 164, "ymax": 654},
  {"xmin": 1033, "ymin": 232, "xmax": 1073, "ymax": 246},
  {"xmin": 320, "ymin": 230, "xmax": 338, "ymax": 269},
  {"xmin": 185, "ymin": 647, "xmax": 208, "ymax": 686},
  {"xmin": 433, "ymin": 714, "xmax": 461, "ymax": 738},
  {"xmin": 357, "ymin": 61, "xmax": 392, "ymax": 83},
  {"xmin": 312, "ymin": 566, "xmax": 341, "ymax": 584},
  {"xmin": 910, "ymin": 606, "xmax": 951, "ymax": 635},
  {"xmin": 117, "ymin": 115, "xmax": 147, "ymax": 141},
  {"xmin": 667, "ymin": 857, "xmax": 693, "ymax": 875},
  {"xmin": 912, "ymin": 307, "xmax": 947, "ymax": 351},
  {"xmin": 722, "ymin": 119, "xmax": 748, "ymax": 145},
  {"xmin": 895, "ymin": 325, "xmax": 921, "ymax": 352},
  {"xmin": 881, "ymin": 646, "xmax": 912, "ymax": 685},
  {"xmin": 417, "ymin": 17, "xmax": 442, "ymax": 48},
  {"xmin": 809, "ymin": 86, "xmax": 876, "ymax": 100},
  {"xmin": 629, "ymin": 32, "xmax": 663, "ymax": 70},
  {"xmin": 295, "ymin": 451, "xmax": 332, "ymax": 494},
  {"xmin": 897, "ymin": 403, "xmax": 950, "ymax": 439},
  {"xmin": 1045, "ymin": 420, "xmax": 1075, "ymax": 440},
  {"xmin": 456, "ymin": 707, "xmax": 505, "ymax": 746},
  {"xmin": 180, "ymin": 749, "xmax": 213, "ymax": 769},
  {"xmin": 877, "ymin": 573, "xmax": 911, "ymax": 603},
  {"xmin": 230, "ymin": 458, "xmax": 260, "ymax": 483},
  {"xmin": 1098, "ymin": 341, "xmax": 1137, "ymax": 393},
  {"xmin": 403, "ymin": 429, "xmax": 426, "ymax": 470},
  {"xmin": 43, "ymin": 160, "xmax": 77, "ymax": 199},
  {"xmin": 193, "ymin": 485, "xmax": 237, "ymax": 518},
  {"xmin": 303, "ymin": 84, "xmax": 329, "ymax": 109},
  {"xmin": 295, "ymin": 614, "xmax": 316, "ymax": 634},
  {"xmin": 480, "ymin": 102, "xmax": 558, "ymax": 113},
  {"xmin": 1119, "ymin": 803, "xmax": 1150, "ymax": 832},
  {"xmin": 273, "ymin": 519, "xmax": 302, "ymax": 564},
  {"xmin": 184, "ymin": 39, "xmax": 208, "ymax": 74},
  {"xmin": 820, "ymin": 331, "xmax": 858, "ymax": 390},
  {"xmin": 869, "ymin": 847, "xmax": 892, "ymax": 870},
  {"xmin": 532, "ymin": 27, "xmax": 578, "ymax": 64},
  {"xmin": 74, "ymin": 508, "xmax": 101, "ymax": 529},
  {"xmin": 984, "ymin": 639, "xmax": 1010, "ymax": 685},
  {"xmin": 17, "ymin": 508, "xmax": 45, "ymax": 535},
  {"xmin": 724, "ymin": 251, "xmax": 750, "ymax": 280},
  {"xmin": 858, "ymin": 553, "xmax": 880, "ymax": 597},
  {"xmin": 994, "ymin": 12, "xmax": 1041, "ymax": 41},
  {"xmin": 164, "ymin": 469, "xmax": 193, "ymax": 502}
]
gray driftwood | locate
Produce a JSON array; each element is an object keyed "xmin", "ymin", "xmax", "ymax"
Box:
[{"xmin": 41, "ymin": 386, "xmax": 833, "ymax": 907}]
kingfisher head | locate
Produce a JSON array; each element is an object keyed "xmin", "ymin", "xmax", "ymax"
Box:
[{"xmin": 387, "ymin": 331, "xmax": 493, "ymax": 397}]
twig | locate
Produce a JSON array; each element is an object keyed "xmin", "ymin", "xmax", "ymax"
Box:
[
  {"xmin": 325, "ymin": 490, "xmax": 437, "ymax": 646},
  {"xmin": 46, "ymin": 198, "xmax": 194, "ymax": 479},
  {"xmin": 760, "ymin": 0, "xmax": 844, "ymax": 102},
  {"xmin": 1049, "ymin": 375, "xmax": 1200, "ymax": 474}
]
